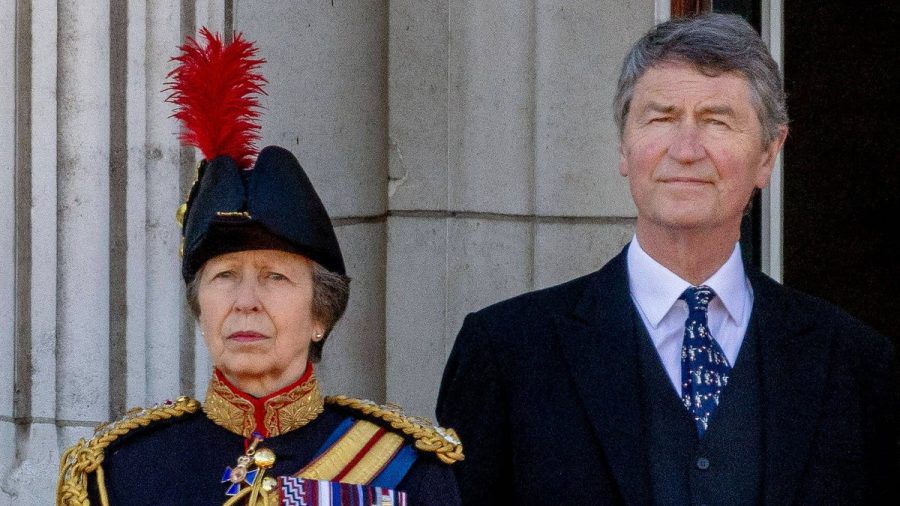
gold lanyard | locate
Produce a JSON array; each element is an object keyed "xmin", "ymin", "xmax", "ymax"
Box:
[{"xmin": 222, "ymin": 434, "xmax": 278, "ymax": 506}]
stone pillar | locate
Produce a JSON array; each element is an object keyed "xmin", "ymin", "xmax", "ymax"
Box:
[
  {"xmin": 121, "ymin": 0, "xmax": 149, "ymax": 412},
  {"xmin": 144, "ymin": 0, "xmax": 186, "ymax": 405},
  {"xmin": 385, "ymin": 0, "xmax": 652, "ymax": 417},
  {"xmin": 234, "ymin": 0, "xmax": 389, "ymax": 402},
  {"xmin": 0, "ymin": 1, "xmax": 193, "ymax": 502},
  {"xmin": 56, "ymin": 0, "xmax": 112, "ymax": 447},
  {"xmin": 0, "ymin": 1, "xmax": 656, "ymax": 502},
  {"xmin": 3, "ymin": 1, "xmax": 63, "ymax": 503},
  {"xmin": 0, "ymin": 1, "xmax": 16, "ymax": 503}
]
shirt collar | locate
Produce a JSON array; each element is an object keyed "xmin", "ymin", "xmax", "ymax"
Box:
[{"xmin": 626, "ymin": 235, "xmax": 749, "ymax": 328}]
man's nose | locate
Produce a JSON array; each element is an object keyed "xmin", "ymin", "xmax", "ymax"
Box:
[
  {"xmin": 233, "ymin": 278, "xmax": 261, "ymax": 312},
  {"xmin": 667, "ymin": 122, "xmax": 706, "ymax": 163}
]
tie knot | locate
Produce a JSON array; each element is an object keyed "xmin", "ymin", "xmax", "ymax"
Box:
[{"xmin": 681, "ymin": 285, "xmax": 715, "ymax": 314}]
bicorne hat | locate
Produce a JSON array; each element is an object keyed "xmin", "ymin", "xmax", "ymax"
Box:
[{"xmin": 168, "ymin": 29, "xmax": 345, "ymax": 282}]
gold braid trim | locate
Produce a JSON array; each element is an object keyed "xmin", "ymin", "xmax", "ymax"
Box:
[
  {"xmin": 56, "ymin": 396, "xmax": 200, "ymax": 506},
  {"xmin": 325, "ymin": 396, "xmax": 464, "ymax": 465}
]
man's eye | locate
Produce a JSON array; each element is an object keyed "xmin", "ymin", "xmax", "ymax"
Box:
[
  {"xmin": 704, "ymin": 118, "xmax": 728, "ymax": 127},
  {"xmin": 213, "ymin": 270, "xmax": 234, "ymax": 279},
  {"xmin": 267, "ymin": 272, "xmax": 288, "ymax": 281}
]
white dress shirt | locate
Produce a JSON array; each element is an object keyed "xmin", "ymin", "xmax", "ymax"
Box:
[{"xmin": 626, "ymin": 236, "xmax": 754, "ymax": 397}]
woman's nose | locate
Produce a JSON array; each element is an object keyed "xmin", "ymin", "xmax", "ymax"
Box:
[{"xmin": 232, "ymin": 278, "xmax": 262, "ymax": 312}]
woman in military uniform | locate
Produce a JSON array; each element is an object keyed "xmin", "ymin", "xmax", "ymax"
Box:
[{"xmin": 57, "ymin": 29, "xmax": 462, "ymax": 506}]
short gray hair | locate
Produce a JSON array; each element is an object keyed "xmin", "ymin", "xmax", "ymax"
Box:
[
  {"xmin": 613, "ymin": 13, "xmax": 788, "ymax": 145},
  {"xmin": 186, "ymin": 261, "xmax": 350, "ymax": 363},
  {"xmin": 307, "ymin": 262, "xmax": 350, "ymax": 362}
]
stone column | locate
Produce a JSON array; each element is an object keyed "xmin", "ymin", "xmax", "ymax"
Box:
[
  {"xmin": 0, "ymin": 2, "xmax": 657, "ymax": 503},
  {"xmin": 144, "ymin": 0, "xmax": 186, "ymax": 405},
  {"xmin": 0, "ymin": 0, "xmax": 17, "ymax": 502},
  {"xmin": 3, "ymin": 1, "xmax": 63, "ymax": 503},
  {"xmin": 234, "ymin": 0, "xmax": 389, "ymax": 402},
  {"xmin": 384, "ymin": 0, "xmax": 652, "ymax": 418},
  {"xmin": 56, "ymin": 0, "xmax": 113, "ymax": 446}
]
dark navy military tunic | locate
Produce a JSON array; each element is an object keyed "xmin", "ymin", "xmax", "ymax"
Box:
[{"xmin": 89, "ymin": 404, "xmax": 460, "ymax": 506}]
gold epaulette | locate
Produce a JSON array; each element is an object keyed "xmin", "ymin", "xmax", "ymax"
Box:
[
  {"xmin": 56, "ymin": 396, "xmax": 200, "ymax": 506},
  {"xmin": 325, "ymin": 395, "xmax": 464, "ymax": 465}
]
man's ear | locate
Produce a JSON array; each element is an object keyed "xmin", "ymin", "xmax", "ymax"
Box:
[
  {"xmin": 618, "ymin": 142, "xmax": 629, "ymax": 177},
  {"xmin": 755, "ymin": 125, "xmax": 788, "ymax": 188}
]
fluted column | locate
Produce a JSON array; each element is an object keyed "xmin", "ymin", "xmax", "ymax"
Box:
[
  {"xmin": 3, "ymin": 1, "xmax": 62, "ymax": 504},
  {"xmin": 0, "ymin": 2, "xmax": 657, "ymax": 503},
  {"xmin": 144, "ymin": 0, "xmax": 186, "ymax": 405},
  {"xmin": 57, "ymin": 0, "xmax": 112, "ymax": 440},
  {"xmin": 0, "ymin": 1, "xmax": 17, "ymax": 503}
]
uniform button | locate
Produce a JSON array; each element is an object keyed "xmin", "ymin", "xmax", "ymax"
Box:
[{"xmin": 696, "ymin": 457, "xmax": 710, "ymax": 470}]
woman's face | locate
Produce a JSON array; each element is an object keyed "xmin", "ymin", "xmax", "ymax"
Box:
[{"xmin": 197, "ymin": 249, "xmax": 322, "ymax": 395}]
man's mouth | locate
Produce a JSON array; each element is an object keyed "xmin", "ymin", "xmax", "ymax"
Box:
[{"xmin": 661, "ymin": 177, "xmax": 711, "ymax": 185}]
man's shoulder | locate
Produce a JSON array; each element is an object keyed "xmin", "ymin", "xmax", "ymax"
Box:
[
  {"xmin": 752, "ymin": 272, "xmax": 894, "ymax": 357},
  {"xmin": 472, "ymin": 267, "xmax": 608, "ymax": 324},
  {"xmin": 458, "ymin": 253, "xmax": 628, "ymax": 346}
]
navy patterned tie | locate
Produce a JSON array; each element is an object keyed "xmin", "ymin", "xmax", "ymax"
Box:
[{"xmin": 680, "ymin": 286, "xmax": 731, "ymax": 436}]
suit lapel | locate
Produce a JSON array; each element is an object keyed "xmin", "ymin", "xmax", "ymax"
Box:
[
  {"xmin": 554, "ymin": 249, "xmax": 652, "ymax": 504},
  {"xmin": 750, "ymin": 272, "xmax": 829, "ymax": 505}
]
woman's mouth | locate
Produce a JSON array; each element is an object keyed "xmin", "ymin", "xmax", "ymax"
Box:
[{"xmin": 227, "ymin": 331, "xmax": 268, "ymax": 343}]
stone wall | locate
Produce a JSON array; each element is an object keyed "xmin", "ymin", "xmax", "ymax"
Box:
[{"xmin": 0, "ymin": 1, "xmax": 652, "ymax": 502}]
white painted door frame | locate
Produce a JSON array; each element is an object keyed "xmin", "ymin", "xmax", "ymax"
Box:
[{"xmin": 759, "ymin": 0, "xmax": 784, "ymax": 281}]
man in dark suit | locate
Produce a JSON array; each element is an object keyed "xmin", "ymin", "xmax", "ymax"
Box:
[{"xmin": 437, "ymin": 13, "xmax": 898, "ymax": 505}]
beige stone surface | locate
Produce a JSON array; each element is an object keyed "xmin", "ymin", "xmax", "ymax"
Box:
[
  {"xmin": 237, "ymin": 0, "xmax": 389, "ymax": 219},
  {"xmin": 533, "ymin": 219, "xmax": 635, "ymax": 289},
  {"xmin": 0, "ymin": 1, "xmax": 651, "ymax": 502},
  {"xmin": 317, "ymin": 222, "xmax": 388, "ymax": 402},
  {"xmin": 388, "ymin": 0, "xmax": 450, "ymax": 211},
  {"xmin": 57, "ymin": 0, "xmax": 112, "ymax": 422},
  {"xmin": 448, "ymin": 0, "xmax": 536, "ymax": 214},
  {"xmin": 0, "ymin": 0, "xmax": 15, "ymax": 423},
  {"xmin": 385, "ymin": 216, "xmax": 450, "ymax": 416},
  {"xmin": 534, "ymin": 0, "xmax": 650, "ymax": 217}
]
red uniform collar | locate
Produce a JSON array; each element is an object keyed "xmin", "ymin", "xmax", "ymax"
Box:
[{"xmin": 203, "ymin": 363, "xmax": 324, "ymax": 438}]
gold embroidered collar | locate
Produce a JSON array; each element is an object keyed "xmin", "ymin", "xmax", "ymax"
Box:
[{"xmin": 203, "ymin": 365, "xmax": 324, "ymax": 438}]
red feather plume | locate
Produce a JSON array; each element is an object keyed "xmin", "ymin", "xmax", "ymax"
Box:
[{"xmin": 166, "ymin": 28, "xmax": 266, "ymax": 169}]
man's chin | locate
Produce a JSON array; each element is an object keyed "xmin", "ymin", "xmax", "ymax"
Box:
[{"xmin": 648, "ymin": 212, "xmax": 718, "ymax": 232}]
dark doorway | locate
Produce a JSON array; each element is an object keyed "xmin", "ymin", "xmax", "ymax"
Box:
[
  {"xmin": 673, "ymin": 1, "xmax": 899, "ymax": 348},
  {"xmin": 783, "ymin": 1, "xmax": 900, "ymax": 347},
  {"xmin": 675, "ymin": 1, "xmax": 767, "ymax": 268}
]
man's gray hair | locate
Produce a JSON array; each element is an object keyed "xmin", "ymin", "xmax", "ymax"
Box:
[
  {"xmin": 614, "ymin": 13, "xmax": 788, "ymax": 145},
  {"xmin": 186, "ymin": 260, "xmax": 350, "ymax": 363}
]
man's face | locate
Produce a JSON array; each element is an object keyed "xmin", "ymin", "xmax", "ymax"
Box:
[{"xmin": 619, "ymin": 62, "xmax": 786, "ymax": 236}]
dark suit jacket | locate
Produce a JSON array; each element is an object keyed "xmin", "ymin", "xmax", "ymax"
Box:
[{"xmin": 437, "ymin": 248, "xmax": 898, "ymax": 505}]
